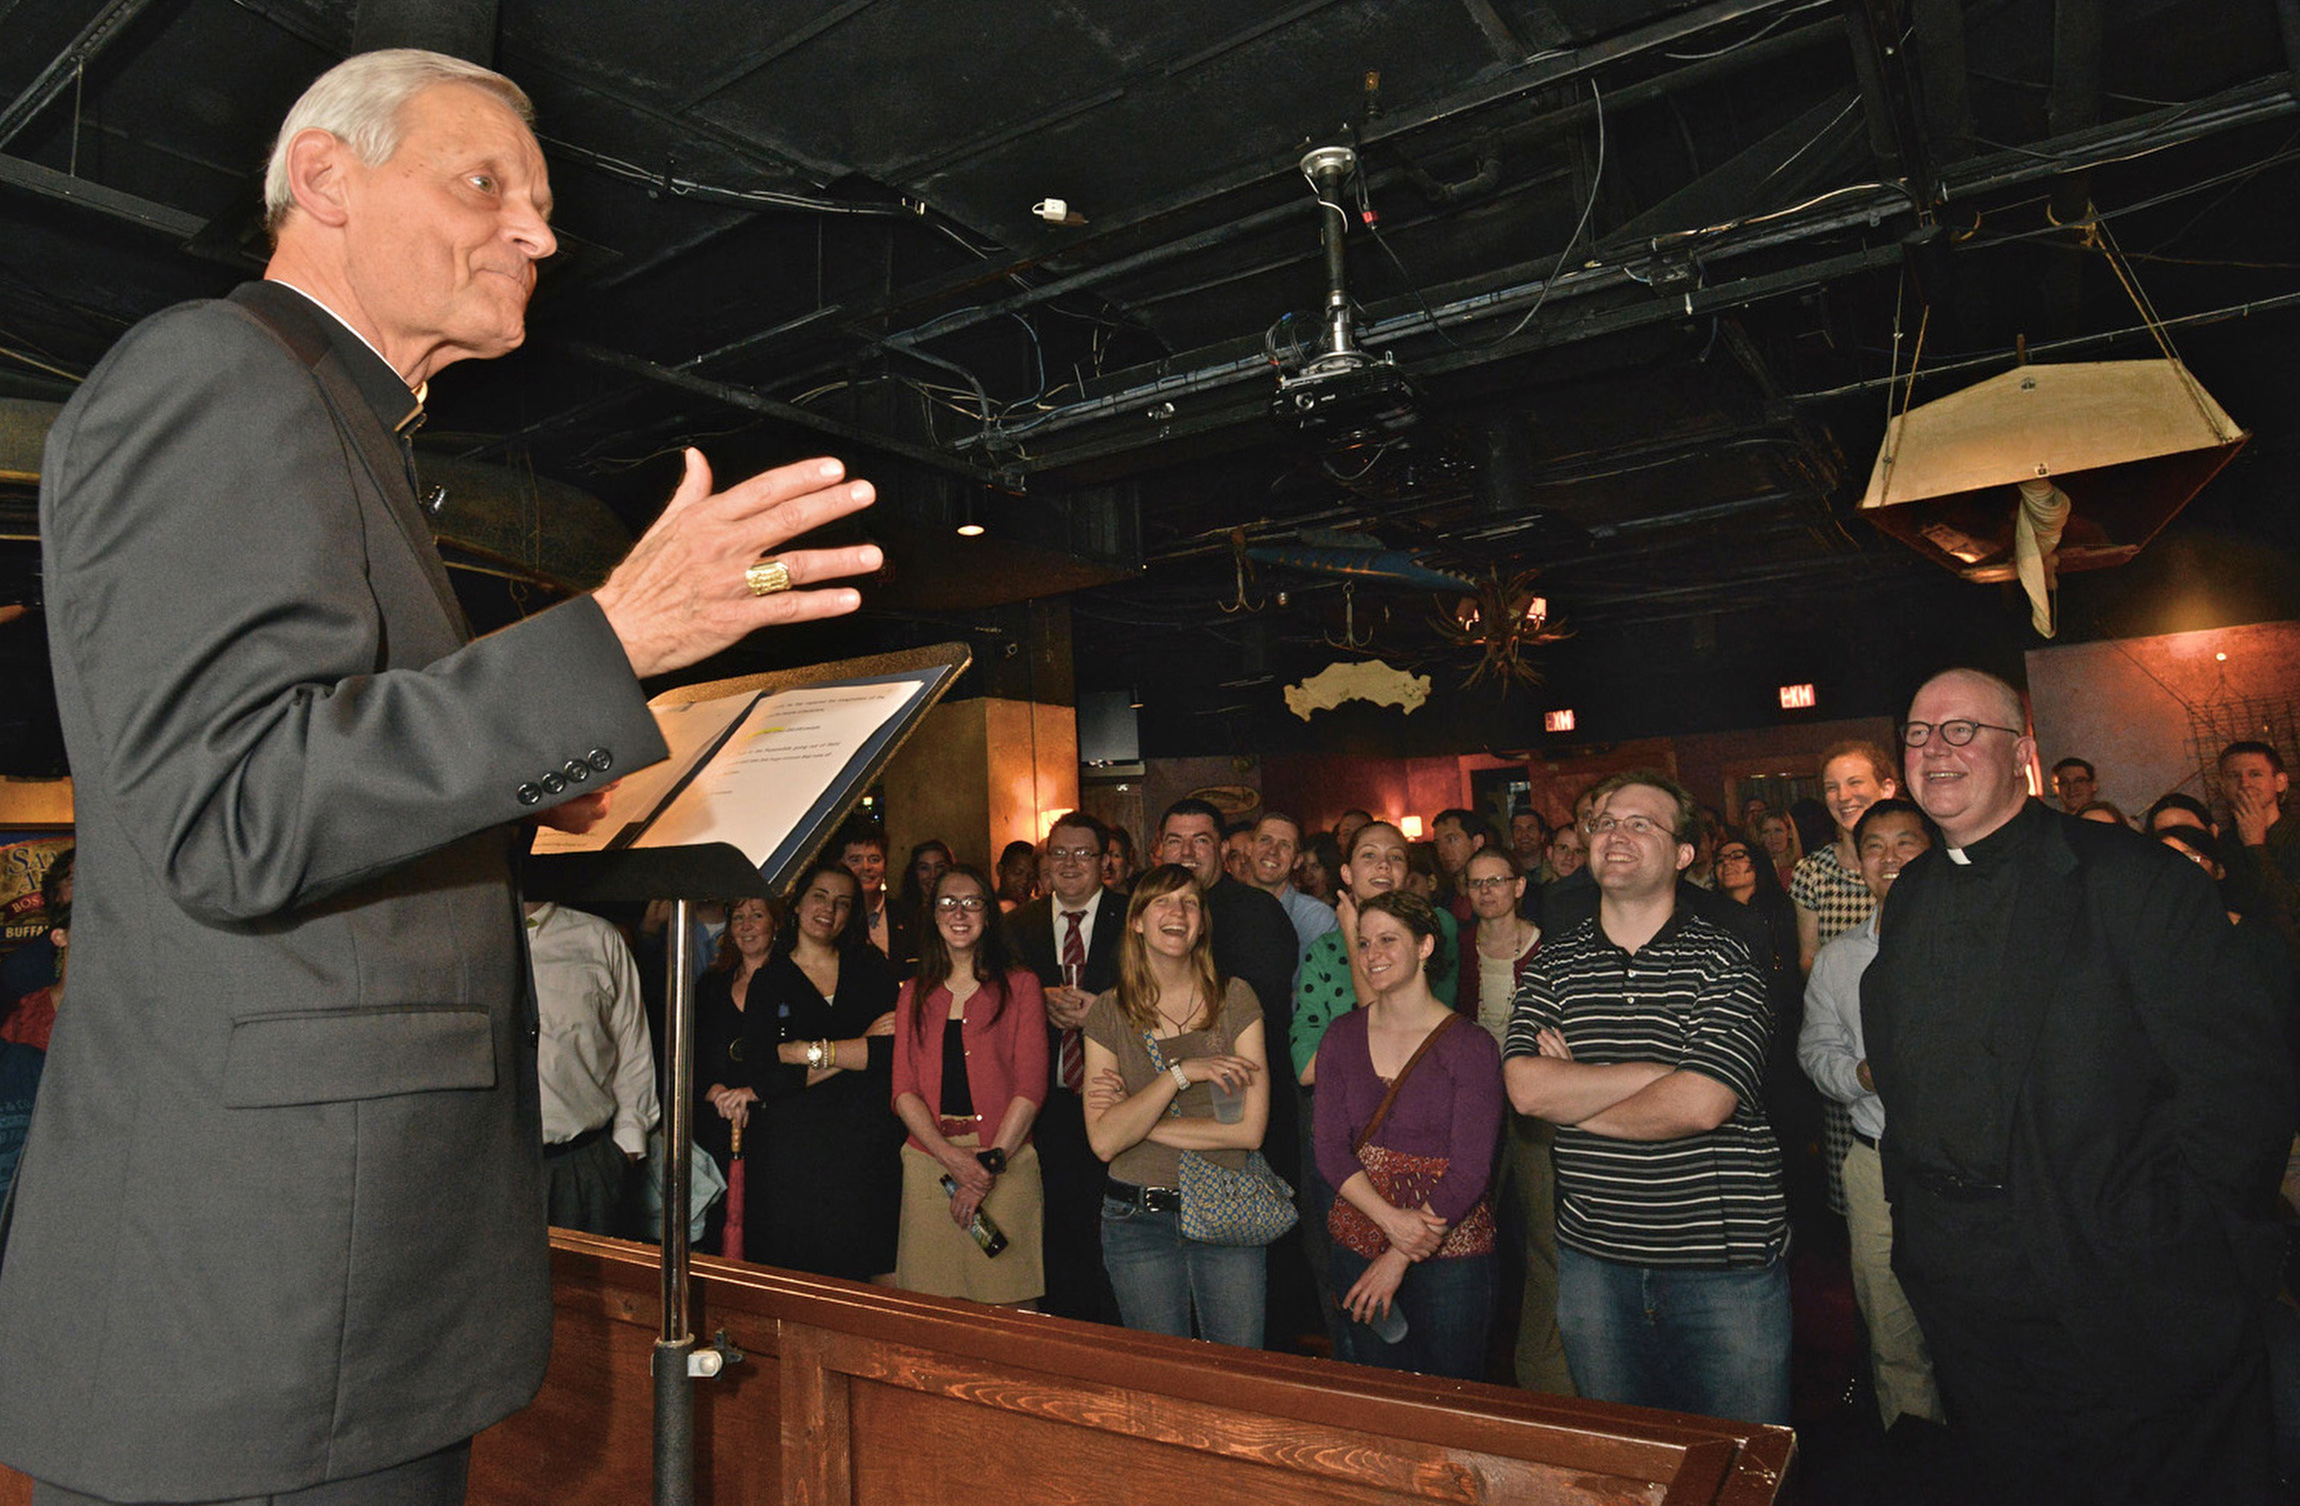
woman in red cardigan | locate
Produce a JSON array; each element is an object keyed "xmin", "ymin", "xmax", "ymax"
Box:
[{"xmin": 891, "ymin": 864, "xmax": 1048, "ymax": 1305}]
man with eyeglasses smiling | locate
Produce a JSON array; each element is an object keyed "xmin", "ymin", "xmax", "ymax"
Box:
[
  {"xmin": 1863, "ymin": 669, "xmax": 2291, "ymax": 1504},
  {"xmin": 1504, "ymin": 771, "xmax": 1789, "ymax": 1425},
  {"xmin": 1005, "ymin": 812, "xmax": 1126, "ymax": 1325}
]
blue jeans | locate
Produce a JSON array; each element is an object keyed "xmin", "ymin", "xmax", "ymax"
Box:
[
  {"xmin": 1101, "ymin": 1197, "xmax": 1265, "ymax": 1348},
  {"xmin": 1329, "ymin": 1247, "xmax": 1495, "ymax": 1380},
  {"xmin": 1557, "ymin": 1245, "xmax": 1791, "ymax": 1424}
]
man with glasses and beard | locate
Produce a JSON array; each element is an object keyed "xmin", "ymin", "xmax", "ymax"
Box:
[{"xmin": 1863, "ymin": 669, "xmax": 2291, "ymax": 1504}]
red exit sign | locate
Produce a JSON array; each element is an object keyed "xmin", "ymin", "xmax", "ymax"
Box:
[
  {"xmin": 1544, "ymin": 708, "xmax": 1575, "ymax": 733},
  {"xmin": 1778, "ymin": 683, "xmax": 1817, "ymax": 710}
]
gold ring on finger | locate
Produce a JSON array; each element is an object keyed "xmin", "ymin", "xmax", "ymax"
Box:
[{"xmin": 745, "ymin": 558, "xmax": 793, "ymax": 597}]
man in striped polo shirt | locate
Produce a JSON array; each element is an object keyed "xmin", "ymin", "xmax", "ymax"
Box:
[{"xmin": 1504, "ymin": 770, "xmax": 1790, "ymax": 1425}]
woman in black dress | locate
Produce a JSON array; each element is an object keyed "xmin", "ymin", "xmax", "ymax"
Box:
[
  {"xmin": 695, "ymin": 895, "xmax": 779, "ymax": 1254},
  {"xmin": 725, "ymin": 861, "xmax": 904, "ymax": 1280}
]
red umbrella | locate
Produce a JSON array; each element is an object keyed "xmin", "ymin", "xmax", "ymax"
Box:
[{"xmin": 720, "ymin": 1117, "xmax": 746, "ymax": 1260}]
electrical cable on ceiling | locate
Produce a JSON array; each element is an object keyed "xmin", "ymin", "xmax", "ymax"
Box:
[
  {"xmin": 1950, "ymin": 137, "xmax": 2300, "ymax": 254},
  {"xmin": 1351, "ymin": 76, "xmax": 1608, "ymax": 355},
  {"xmin": 1753, "ymin": 94, "xmax": 1861, "ymax": 193},
  {"xmin": 1661, "ymin": 0, "xmax": 1834, "ymax": 62},
  {"xmin": 542, "ymin": 136, "xmax": 924, "ymax": 218}
]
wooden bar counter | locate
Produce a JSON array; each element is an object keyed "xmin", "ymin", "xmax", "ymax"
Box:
[{"xmin": 470, "ymin": 1232, "xmax": 1793, "ymax": 1506}]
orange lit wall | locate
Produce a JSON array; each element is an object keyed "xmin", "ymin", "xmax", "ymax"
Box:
[{"xmin": 2025, "ymin": 619, "xmax": 2300, "ymax": 818}]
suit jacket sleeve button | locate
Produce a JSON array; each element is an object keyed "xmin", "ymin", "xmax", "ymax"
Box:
[
  {"xmin": 587, "ymin": 748, "xmax": 614, "ymax": 772},
  {"xmin": 541, "ymin": 772, "xmax": 566, "ymax": 794},
  {"xmin": 516, "ymin": 782, "xmax": 542, "ymax": 805},
  {"xmin": 563, "ymin": 760, "xmax": 590, "ymax": 782}
]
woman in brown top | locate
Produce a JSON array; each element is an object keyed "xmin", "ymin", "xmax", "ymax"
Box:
[{"xmin": 1081, "ymin": 863, "xmax": 1272, "ymax": 1347}]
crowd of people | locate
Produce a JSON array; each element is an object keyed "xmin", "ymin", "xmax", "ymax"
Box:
[
  {"xmin": 6, "ymin": 691, "xmax": 2297, "ymax": 1499},
  {"xmin": 85, "ymin": 698, "xmax": 2231, "ymax": 1499}
]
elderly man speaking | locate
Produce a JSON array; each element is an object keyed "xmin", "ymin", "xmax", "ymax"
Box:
[{"xmin": 0, "ymin": 50, "xmax": 880, "ymax": 1506}]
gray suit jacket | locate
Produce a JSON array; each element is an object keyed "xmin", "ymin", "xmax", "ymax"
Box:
[{"xmin": 0, "ymin": 283, "xmax": 667, "ymax": 1498}]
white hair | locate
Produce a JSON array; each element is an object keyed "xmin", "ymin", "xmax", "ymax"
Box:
[{"xmin": 262, "ymin": 49, "xmax": 532, "ymax": 231}]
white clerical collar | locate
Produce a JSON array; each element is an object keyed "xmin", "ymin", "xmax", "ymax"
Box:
[
  {"xmin": 266, "ymin": 279, "xmax": 428, "ymax": 405},
  {"xmin": 1945, "ymin": 847, "xmax": 1971, "ymax": 865}
]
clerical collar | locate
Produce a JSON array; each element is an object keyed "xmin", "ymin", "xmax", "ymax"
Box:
[
  {"xmin": 1942, "ymin": 798, "xmax": 2044, "ymax": 871},
  {"xmin": 258, "ymin": 279, "xmax": 427, "ymax": 433}
]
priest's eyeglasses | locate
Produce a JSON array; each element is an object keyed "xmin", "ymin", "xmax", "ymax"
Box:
[{"xmin": 1899, "ymin": 719, "xmax": 2023, "ymax": 748}]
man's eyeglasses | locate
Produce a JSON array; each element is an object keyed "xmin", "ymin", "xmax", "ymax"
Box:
[
  {"xmin": 934, "ymin": 895, "xmax": 988, "ymax": 913},
  {"xmin": 1047, "ymin": 845, "xmax": 1101, "ymax": 862},
  {"xmin": 1590, "ymin": 813, "xmax": 1676, "ymax": 840},
  {"xmin": 1899, "ymin": 719, "xmax": 2023, "ymax": 748}
]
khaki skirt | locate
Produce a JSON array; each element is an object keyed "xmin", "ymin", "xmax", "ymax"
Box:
[{"xmin": 895, "ymin": 1134, "xmax": 1044, "ymax": 1305}]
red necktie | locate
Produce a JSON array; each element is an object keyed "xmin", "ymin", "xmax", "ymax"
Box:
[{"xmin": 1059, "ymin": 910, "xmax": 1087, "ymax": 1091}]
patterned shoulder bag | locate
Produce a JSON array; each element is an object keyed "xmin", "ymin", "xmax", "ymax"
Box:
[{"xmin": 1141, "ymin": 1031, "xmax": 1298, "ymax": 1247}]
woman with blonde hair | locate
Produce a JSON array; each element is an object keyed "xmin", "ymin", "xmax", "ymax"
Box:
[{"xmin": 1082, "ymin": 863, "xmax": 1275, "ymax": 1347}]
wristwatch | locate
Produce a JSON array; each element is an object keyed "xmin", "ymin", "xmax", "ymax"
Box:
[{"xmin": 976, "ymin": 1147, "xmax": 1007, "ymax": 1175}]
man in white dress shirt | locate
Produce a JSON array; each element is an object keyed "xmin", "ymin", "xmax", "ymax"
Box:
[{"xmin": 527, "ymin": 902, "xmax": 660, "ymax": 1235}]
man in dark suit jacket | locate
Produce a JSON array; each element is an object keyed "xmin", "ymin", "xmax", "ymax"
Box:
[
  {"xmin": 0, "ymin": 51, "xmax": 881, "ymax": 1505},
  {"xmin": 1864, "ymin": 669, "xmax": 2293, "ymax": 1504},
  {"xmin": 1153, "ymin": 801, "xmax": 1300, "ymax": 1175},
  {"xmin": 1005, "ymin": 811, "xmax": 1126, "ymax": 1324}
]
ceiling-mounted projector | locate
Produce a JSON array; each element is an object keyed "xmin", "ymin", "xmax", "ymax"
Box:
[{"xmin": 1271, "ymin": 143, "xmax": 1418, "ymax": 438}]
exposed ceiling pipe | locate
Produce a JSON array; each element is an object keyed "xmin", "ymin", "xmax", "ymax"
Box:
[
  {"xmin": 551, "ymin": 341, "xmax": 998, "ymax": 481},
  {"xmin": 0, "ymin": 0, "xmax": 161, "ymax": 151},
  {"xmin": 475, "ymin": 17, "xmax": 1838, "ymax": 462},
  {"xmin": 683, "ymin": 4, "xmax": 1843, "ymax": 374},
  {"xmin": 1243, "ymin": 545, "xmax": 1477, "ymax": 594},
  {"xmin": 1298, "ymin": 146, "xmax": 1370, "ymax": 377}
]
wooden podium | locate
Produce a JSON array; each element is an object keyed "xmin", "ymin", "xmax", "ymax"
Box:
[{"xmin": 468, "ymin": 1232, "xmax": 1794, "ymax": 1505}]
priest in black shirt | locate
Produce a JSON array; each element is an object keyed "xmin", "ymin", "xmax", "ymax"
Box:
[{"xmin": 1863, "ymin": 668, "xmax": 2292, "ymax": 1505}]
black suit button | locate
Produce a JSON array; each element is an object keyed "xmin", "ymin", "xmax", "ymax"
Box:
[
  {"xmin": 563, "ymin": 760, "xmax": 590, "ymax": 783},
  {"xmin": 541, "ymin": 772, "xmax": 566, "ymax": 794},
  {"xmin": 587, "ymin": 748, "xmax": 614, "ymax": 772},
  {"xmin": 516, "ymin": 782, "xmax": 542, "ymax": 806}
]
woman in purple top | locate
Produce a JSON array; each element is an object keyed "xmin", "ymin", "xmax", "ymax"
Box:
[{"xmin": 1314, "ymin": 890, "xmax": 1505, "ymax": 1379}]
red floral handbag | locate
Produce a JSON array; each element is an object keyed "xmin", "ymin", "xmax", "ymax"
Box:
[{"xmin": 1328, "ymin": 1144, "xmax": 1496, "ymax": 1259}]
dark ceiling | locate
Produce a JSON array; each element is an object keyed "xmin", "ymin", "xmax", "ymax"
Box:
[{"xmin": 5, "ymin": 0, "xmax": 2300, "ymax": 777}]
